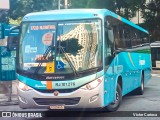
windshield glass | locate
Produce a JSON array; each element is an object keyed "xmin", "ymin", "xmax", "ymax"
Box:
[
  {"xmin": 18, "ymin": 19, "xmax": 102, "ymax": 76},
  {"xmin": 18, "ymin": 22, "xmax": 56, "ymax": 73}
]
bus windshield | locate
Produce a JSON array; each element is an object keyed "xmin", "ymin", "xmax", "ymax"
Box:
[{"xmin": 18, "ymin": 19, "xmax": 102, "ymax": 77}]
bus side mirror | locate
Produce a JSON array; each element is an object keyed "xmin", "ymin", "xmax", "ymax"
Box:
[{"xmin": 7, "ymin": 36, "xmax": 19, "ymax": 51}]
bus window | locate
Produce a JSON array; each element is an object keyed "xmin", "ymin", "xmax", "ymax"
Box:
[
  {"xmin": 105, "ymin": 20, "xmax": 114, "ymax": 69},
  {"xmin": 141, "ymin": 32, "xmax": 149, "ymax": 44}
]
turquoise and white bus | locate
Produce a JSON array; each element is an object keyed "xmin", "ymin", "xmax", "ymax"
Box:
[{"xmin": 9, "ymin": 9, "xmax": 151, "ymax": 111}]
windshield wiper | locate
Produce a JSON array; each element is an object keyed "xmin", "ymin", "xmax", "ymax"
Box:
[
  {"xmin": 34, "ymin": 45, "xmax": 53, "ymax": 74},
  {"xmin": 58, "ymin": 44, "xmax": 79, "ymax": 77}
]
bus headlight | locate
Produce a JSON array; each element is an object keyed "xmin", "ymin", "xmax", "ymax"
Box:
[
  {"xmin": 81, "ymin": 78, "xmax": 102, "ymax": 90},
  {"xmin": 18, "ymin": 81, "xmax": 32, "ymax": 91}
]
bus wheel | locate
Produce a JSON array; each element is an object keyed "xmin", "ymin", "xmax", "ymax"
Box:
[
  {"xmin": 105, "ymin": 84, "xmax": 122, "ymax": 112},
  {"xmin": 136, "ymin": 75, "xmax": 144, "ymax": 95}
]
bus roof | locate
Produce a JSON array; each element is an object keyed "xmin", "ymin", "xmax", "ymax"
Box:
[
  {"xmin": 150, "ymin": 41, "xmax": 160, "ymax": 47},
  {"xmin": 23, "ymin": 9, "xmax": 148, "ymax": 34}
]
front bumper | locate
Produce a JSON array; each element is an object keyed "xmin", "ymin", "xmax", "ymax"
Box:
[{"xmin": 17, "ymin": 81, "xmax": 104, "ymax": 109}]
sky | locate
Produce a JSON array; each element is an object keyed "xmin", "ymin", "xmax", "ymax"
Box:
[{"xmin": 0, "ymin": 0, "xmax": 10, "ymax": 10}]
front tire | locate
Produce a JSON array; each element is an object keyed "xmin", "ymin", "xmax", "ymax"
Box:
[{"xmin": 104, "ymin": 84, "xmax": 122, "ymax": 112}]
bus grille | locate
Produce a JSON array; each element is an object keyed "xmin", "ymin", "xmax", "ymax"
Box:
[
  {"xmin": 35, "ymin": 88, "xmax": 78, "ymax": 93},
  {"xmin": 33, "ymin": 97, "xmax": 81, "ymax": 105}
]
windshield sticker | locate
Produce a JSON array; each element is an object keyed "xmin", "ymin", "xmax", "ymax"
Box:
[
  {"xmin": 24, "ymin": 63, "xmax": 46, "ymax": 67},
  {"xmin": 42, "ymin": 33, "xmax": 53, "ymax": 46},
  {"xmin": 25, "ymin": 45, "xmax": 30, "ymax": 53},
  {"xmin": 30, "ymin": 47, "xmax": 37, "ymax": 53},
  {"xmin": 31, "ymin": 25, "xmax": 55, "ymax": 30},
  {"xmin": 35, "ymin": 55, "xmax": 48, "ymax": 61},
  {"xmin": 46, "ymin": 62, "xmax": 55, "ymax": 73},
  {"xmin": 25, "ymin": 45, "xmax": 37, "ymax": 53},
  {"xmin": 56, "ymin": 61, "xmax": 65, "ymax": 70}
]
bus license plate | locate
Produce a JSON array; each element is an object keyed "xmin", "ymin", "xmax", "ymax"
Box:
[{"xmin": 49, "ymin": 105, "xmax": 65, "ymax": 109}]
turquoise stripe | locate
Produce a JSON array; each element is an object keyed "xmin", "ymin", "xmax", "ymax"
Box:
[{"xmin": 17, "ymin": 73, "xmax": 97, "ymax": 90}]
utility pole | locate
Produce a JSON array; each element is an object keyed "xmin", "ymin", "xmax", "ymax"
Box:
[
  {"xmin": 64, "ymin": 0, "xmax": 68, "ymax": 9},
  {"xmin": 138, "ymin": 8, "xmax": 139, "ymax": 25},
  {"xmin": 58, "ymin": 0, "xmax": 61, "ymax": 10}
]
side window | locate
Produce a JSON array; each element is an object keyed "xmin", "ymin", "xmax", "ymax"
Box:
[
  {"xmin": 112, "ymin": 18, "xmax": 132, "ymax": 49},
  {"xmin": 141, "ymin": 32, "xmax": 149, "ymax": 44},
  {"xmin": 118, "ymin": 24, "xmax": 126, "ymax": 48},
  {"xmin": 130, "ymin": 28, "xmax": 137, "ymax": 47},
  {"xmin": 106, "ymin": 16, "xmax": 149, "ymax": 51},
  {"xmin": 113, "ymin": 25, "xmax": 119, "ymax": 50},
  {"xmin": 124, "ymin": 25, "xmax": 131, "ymax": 48},
  {"xmin": 105, "ymin": 19, "xmax": 114, "ymax": 67},
  {"xmin": 130, "ymin": 28, "xmax": 143, "ymax": 47},
  {"xmin": 134, "ymin": 30, "xmax": 139, "ymax": 46}
]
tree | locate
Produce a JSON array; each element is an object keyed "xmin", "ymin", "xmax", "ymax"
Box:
[
  {"xmin": 141, "ymin": 0, "xmax": 160, "ymax": 42},
  {"xmin": 69, "ymin": 0, "xmax": 88, "ymax": 8},
  {"xmin": 114, "ymin": 0, "xmax": 146, "ymax": 20},
  {"xmin": 0, "ymin": 10, "xmax": 8, "ymax": 23},
  {"xmin": 86, "ymin": 0, "xmax": 116, "ymax": 11},
  {"xmin": 0, "ymin": 0, "xmax": 61, "ymax": 24},
  {"xmin": 8, "ymin": 0, "xmax": 58, "ymax": 20},
  {"xmin": 70, "ymin": 0, "xmax": 142, "ymax": 20}
]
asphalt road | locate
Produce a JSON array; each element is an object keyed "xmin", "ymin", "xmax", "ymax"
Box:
[{"xmin": 0, "ymin": 74, "xmax": 160, "ymax": 120}]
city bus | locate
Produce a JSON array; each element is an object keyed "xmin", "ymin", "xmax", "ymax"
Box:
[
  {"xmin": 8, "ymin": 9, "xmax": 151, "ymax": 111},
  {"xmin": 150, "ymin": 41, "xmax": 160, "ymax": 69}
]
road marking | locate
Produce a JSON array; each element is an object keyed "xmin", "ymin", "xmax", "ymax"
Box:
[{"xmin": 152, "ymin": 74, "xmax": 160, "ymax": 77}]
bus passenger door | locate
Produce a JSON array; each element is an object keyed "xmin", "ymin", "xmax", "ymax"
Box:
[{"xmin": 104, "ymin": 20, "xmax": 116, "ymax": 105}]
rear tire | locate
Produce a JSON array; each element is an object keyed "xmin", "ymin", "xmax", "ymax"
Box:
[
  {"xmin": 104, "ymin": 84, "xmax": 122, "ymax": 112},
  {"xmin": 136, "ymin": 75, "xmax": 144, "ymax": 95}
]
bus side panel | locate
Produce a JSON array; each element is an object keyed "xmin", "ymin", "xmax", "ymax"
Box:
[
  {"xmin": 103, "ymin": 50, "xmax": 151, "ymax": 107},
  {"xmin": 143, "ymin": 53, "xmax": 152, "ymax": 85},
  {"xmin": 104, "ymin": 70, "xmax": 116, "ymax": 106},
  {"xmin": 127, "ymin": 49, "xmax": 152, "ymax": 86}
]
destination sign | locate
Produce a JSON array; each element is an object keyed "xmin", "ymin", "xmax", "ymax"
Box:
[{"xmin": 31, "ymin": 25, "xmax": 55, "ymax": 30}]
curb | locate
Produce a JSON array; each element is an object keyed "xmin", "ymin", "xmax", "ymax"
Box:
[{"xmin": 152, "ymin": 74, "xmax": 160, "ymax": 77}]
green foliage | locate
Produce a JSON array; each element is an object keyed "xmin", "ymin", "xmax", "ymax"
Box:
[
  {"xmin": 1, "ymin": 0, "xmax": 159, "ymax": 43},
  {"xmin": 86, "ymin": 0, "xmax": 115, "ymax": 11},
  {"xmin": 0, "ymin": 0, "xmax": 59, "ymax": 24},
  {"xmin": 8, "ymin": 0, "xmax": 58, "ymax": 20},
  {"xmin": 0, "ymin": 10, "xmax": 8, "ymax": 23},
  {"xmin": 9, "ymin": 17, "xmax": 22, "ymax": 25},
  {"xmin": 71, "ymin": 0, "xmax": 144, "ymax": 20},
  {"xmin": 141, "ymin": 0, "xmax": 160, "ymax": 42},
  {"xmin": 69, "ymin": 0, "xmax": 88, "ymax": 8}
]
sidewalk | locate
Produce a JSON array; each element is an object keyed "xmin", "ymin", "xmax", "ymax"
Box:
[
  {"xmin": 0, "ymin": 80, "xmax": 18, "ymax": 104},
  {"xmin": 152, "ymin": 69, "xmax": 160, "ymax": 74}
]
